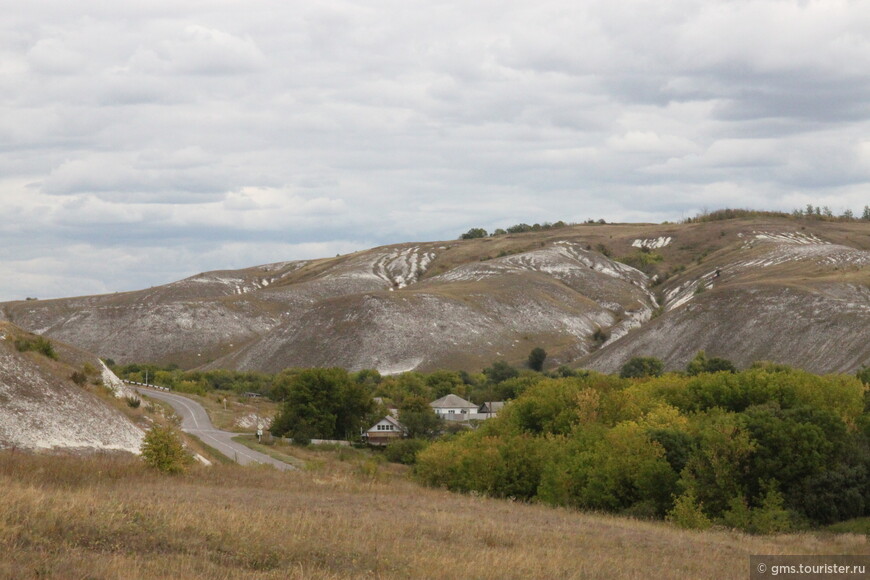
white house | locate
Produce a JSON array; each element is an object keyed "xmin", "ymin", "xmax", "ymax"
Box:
[{"xmin": 430, "ymin": 394, "xmax": 479, "ymax": 421}]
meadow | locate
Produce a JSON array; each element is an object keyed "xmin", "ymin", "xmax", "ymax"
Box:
[{"xmin": 1, "ymin": 449, "xmax": 867, "ymax": 580}]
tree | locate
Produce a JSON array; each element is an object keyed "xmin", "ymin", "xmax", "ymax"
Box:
[
  {"xmin": 270, "ymin": 368, "xmax": 373, "ymax": 442},
  {"xmin": 619, "ymin": 357, "xmax": 664, "ymax": 378},
  {"xmin": 141, "ymin": 425, "xmax": 192, "ymax": 474},
  {"xmin": 527, "ymin": 347, "xmax": 547, "ymax": 372},
  {"xmin": 460, "ymin": 228, "xmax": 488, "ymax": 240},
  {"xmin": 398, "ymin": 395, "xmax": 442, "ymax": 439},
  {"xmin": 686, "ymin": 351, "xmax": 736, "ymax": 375},
  {"xmin": 864, "ymin": 205, "xmax": 870, "ymax": 221},
  {"xmin": 483, "ymin": 360, "xmax": 520, "ymax": 383}
]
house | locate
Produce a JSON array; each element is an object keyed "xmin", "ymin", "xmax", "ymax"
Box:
[
  {"xmin": 364, "ymin": 415, "xmax": 406, "ymax": 446},
  {"xmin": 430, "ymin": 394, "xmax": 479, "ymax": 421},
  {"xmin": 478, "ymin": 401, "xmax": 505, "ymax": 417}
]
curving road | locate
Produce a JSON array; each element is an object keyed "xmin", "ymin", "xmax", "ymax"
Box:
[{"xmin": 135, "ymin": 387, "xmax": 294, "ymax": 471}]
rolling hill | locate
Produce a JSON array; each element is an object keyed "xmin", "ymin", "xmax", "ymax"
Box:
[{"xmin": 2, "ymin": 216, "xmax": 869, "ymax": 375}]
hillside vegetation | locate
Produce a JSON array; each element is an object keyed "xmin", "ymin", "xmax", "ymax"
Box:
[
  {"xmin": 2, "ymin": 449, "xmax": 867, "ymax": 580},
  {"xmin": 415, "ymin": 366, "xmax": 870, "ymax": 533}
]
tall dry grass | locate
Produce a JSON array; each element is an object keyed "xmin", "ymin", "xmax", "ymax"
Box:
[{"xmin": 1, "ymin": 450, "xmax": 867, "ymax": 579}]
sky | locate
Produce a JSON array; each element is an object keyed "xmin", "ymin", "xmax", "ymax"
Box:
[{"xmin": 2, "ymin": 0, "xmax": 870, "ymax": 301}]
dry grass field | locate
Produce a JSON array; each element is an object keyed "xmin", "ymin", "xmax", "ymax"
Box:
[{"xmin": 1, "ymin": 449, "xmax": 867, "ymax": 580}]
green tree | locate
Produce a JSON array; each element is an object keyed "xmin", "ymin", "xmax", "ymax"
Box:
[
  {"xmin": 141, "ymin": 425, "xmax": 192, "ymax": 474},
  {"xmin": 398, "ymin": 395, "xmax": 442, "ymax": 439},
  {"xmin": 460, "ymin": 228, "xmax": 488, "ymax": 239},
  {"xmin": 270, "ymin": 368, "xmax": 373, "ymax": 442},
  {"xmin": 686, "ymin": 351, "xmax": 736, "ymax": 376},
  {"xmin": 527, "ymin": 347, "xmax": 547, "ymax": 372},
  {"xmin": 483, "ymin": 360, "xmax": 519, "ymax": 383},
  {"xmin": 619, "ymin": 357, "xmax": 664, "ymax": 378}
]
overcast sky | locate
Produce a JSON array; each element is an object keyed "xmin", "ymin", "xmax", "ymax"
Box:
[{"xmin": 2, "ymin": 0, "xmax": 870, "ymax": 301}]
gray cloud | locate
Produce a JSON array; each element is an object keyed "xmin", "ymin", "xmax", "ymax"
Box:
[{"xmin": 1, "ymin": 0, "xmax": 869, "ymax": 301}]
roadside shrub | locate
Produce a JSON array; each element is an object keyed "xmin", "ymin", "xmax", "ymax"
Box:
[
  {"xmin": 384, "ymin": 438, "xmax": 428, "ymax": 465},
  {"xmin": 126, "ymin": 396, "xmax": 141, "ymax": 408},
  {"xmin": 141, "ymin": 425, "xmax": 192, "ymax": 474}
]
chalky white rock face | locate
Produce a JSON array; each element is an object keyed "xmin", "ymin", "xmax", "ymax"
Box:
[
  {"xmin": 0, "ymin": 337, "xmax": 143, "ymax": 454},
  {"xmin": 632, "ymin": 237, "xmax": 672, "ymax": 249},
  {"xmin": 585, "ymin": 227, "xmax": 870, "ymax": 374},
  {"xmin": 212, "ymin": 242, "xmax": 653, "ymax": 374},
  {"xmin": 2, "ymin": 219, "xmax": 869, "ymax": 375}
]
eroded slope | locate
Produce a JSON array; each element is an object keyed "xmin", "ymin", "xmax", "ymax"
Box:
[{"xmin": 0, "ymin": 323, "xmax": 143, "ymax": 453}]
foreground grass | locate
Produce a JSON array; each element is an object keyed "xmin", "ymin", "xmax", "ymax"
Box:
[{"xmin": 1, "ymin": 451, "xmax": 867, "ymax": 580}]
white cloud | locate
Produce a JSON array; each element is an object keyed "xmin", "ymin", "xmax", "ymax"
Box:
[{"xmin": 1, "ymin": 0, "xmax": 870, "ymax": 300}]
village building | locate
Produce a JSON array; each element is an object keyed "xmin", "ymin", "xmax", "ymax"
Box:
[
  {"xmin": 478, "ymin": 401, "xmax": 505, "ymax": 417},
  {"xmin": 430, "ymin": 394, "xmax": 479, "ymax": 421},
  {"xmin": 363, "ymin": 415, "xmax": 406, "ymax": 446}
]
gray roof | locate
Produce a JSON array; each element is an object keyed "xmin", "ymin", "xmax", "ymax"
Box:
[
  {"xmin": 430, "ymin": 394, "xmax": 477, "ymax": 409},
  {"xmin": 479, "ymin": 401, "xmax": 506, "ymax": 413}
]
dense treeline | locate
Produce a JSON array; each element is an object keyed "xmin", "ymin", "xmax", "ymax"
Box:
[
  {"xmin": 685, "ymin": 206, "xmax": 870, "ymax": 223},
  {"xmin": 110, "ymin": 359, "xmax": 558, "ymax": 403},
  {"xmin": 415, "ymin": 366, "xmax": 870, "ymax": 532}
]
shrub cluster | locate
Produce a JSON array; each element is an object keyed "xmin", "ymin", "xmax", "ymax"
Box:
[{"xmin": 14, "ymin": 335, "xmax": 57, "ymax": 359}]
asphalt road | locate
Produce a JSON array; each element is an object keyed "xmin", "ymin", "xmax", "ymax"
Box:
[{"xmin": 135, "ymin": 387, "xmax": 294, "ymax": 471}]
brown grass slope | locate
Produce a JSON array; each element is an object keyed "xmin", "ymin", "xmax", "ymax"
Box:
[
  {"xmin": 2, "ymin": 451, "xmax": 867, "ymax": 580},
  {"xmin": 0, "ymin": 322, "xmax": 143, "ymax": 453},
  {"xmin": 1, "ymin": 217, "xmax": 869, "ymax": 373}
]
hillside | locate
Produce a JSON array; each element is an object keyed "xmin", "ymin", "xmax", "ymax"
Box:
[
  {"xmin": 1, "ymin": 217, "xmax": 869, "ymax": 374},
  {"xmin": 0, "ymin": 322, "xmax": 143, "ymax": 453}
]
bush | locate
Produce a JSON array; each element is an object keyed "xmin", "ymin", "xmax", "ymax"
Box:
[
  {"xmin": 483, "ymin": 360, "xmax": 519, "ymax": 384},
  {"xmin": 14, "ymin": 336, "xmax": 57, "ymax": 359},
  {"xmin": 384, "ymin": 439, "xmax": 428, "ymax": 464},
  {"xmin": 126, "ymin": 396, "xmax": 141, "ymax": 408},
  {"xmin": 686, "ymin": 351, "xmax": 736, "ymax": 376},
  {"xmin": 460, "ymin": 228, "xmax": 488, "ymax": 240},
  {"xmin": 666, "ymin": 490, "xmax": 712, "ymax": 530},
  {"xmin": 141, "ymin": 425, "xmax": 192, "ymax": 474},
  {"xmin": 620, "ymin": 357, "xmax": 664, "ymax": 378},
  {"xmin": 527, "ymin": 347, "xmax": 547, "ymax": 372}
]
